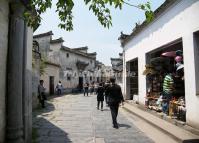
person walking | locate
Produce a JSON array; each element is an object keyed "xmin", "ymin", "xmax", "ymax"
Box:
[
  {"xmin": 94, "ymin": 82, "xmax": 99, "ymax": 94},
  {"xmin": 96, "ymin": 83, "xmax": 105, "ymax": 111},
  {"xmin": 90, "ymin": 82, "xmax": 95, "ymax": 95},
  {"xmin": 106, "ymin": 77, "xmax": 124, "ymax": 129},
  {"xmin": 56, "ymin": 81, "xmax": 63, "ymax": 95},
  {"xmin": 38, "ymin": 80, "xmax": 46, "ymax": 108},
  {"xmin": 83, "ymin": 82, "xmax": 89, "ymax": 96},
  {"xmin": 104, "ymin": 80, "xmax": 110, "ymax": 106}
]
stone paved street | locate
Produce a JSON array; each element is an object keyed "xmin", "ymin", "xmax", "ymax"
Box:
[{"xmin": 33, "ymin": 94, "xmax": 154, "ymax": 143}]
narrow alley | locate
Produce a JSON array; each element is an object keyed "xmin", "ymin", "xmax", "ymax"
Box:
[{"xmin": 32, "ymin": 94, "xmax": 177, "ymax": 143}]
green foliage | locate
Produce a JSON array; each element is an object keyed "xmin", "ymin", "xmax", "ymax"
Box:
[
  {"xmin": 32, "ymin": 56, "xmax": 36, "ymax": 69},
  {"xmin": 139, "ymin": 1, "xmax": 154, "ymax": 22},
  {"xmin": 24, "ymin": 0, "xmax": 52, "ymax": 29},
  {"xmin": 24, "ymin": 0, "xmax": 154, "ymax": 31},
  {"xmin": 56, "ymin": 0, "xmax": 74, "ymax": 31},
  {"xmin": 83, "ymin": 0, "xmax": 123, "ymax": 29},
  {"xmin": 40, "ymin": 56, "xmax": 47, "ymax": 76}
]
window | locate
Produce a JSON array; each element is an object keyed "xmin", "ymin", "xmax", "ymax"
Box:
[
  {"xmin": 90, "ymin": 60, "xmax": 92, "ymax": 64},
  {"xmin": 66, "ymin": 53, "xmax": 69, "ymax": 58},
  {"xmin": 90, "ymin": 76, "xmax": 92, "ymax": 81}
]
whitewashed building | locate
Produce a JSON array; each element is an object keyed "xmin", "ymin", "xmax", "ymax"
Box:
[
  {"xmin": 121, "ymin": 0, "xmax": 199, "ymax": 129},
  {"xmin": 59, "ymin": 46, "xmax": 97, "ymax": 91},
  {"xmin": 33, "ymin": 31, "xmax": 101, "ymax": 93},
  {"xmin": 33, "ymin": 32, "xmax": 61, "ymax": 95},
  {"xmin": 111, "ymin": 53, "xmax": 123, "ymax": 86}
]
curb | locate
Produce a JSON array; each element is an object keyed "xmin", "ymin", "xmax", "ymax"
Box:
[
  {"xmin": 123, "ymin": 105, "xmax": 182, "ymax": 143},
  {"xmin": 125, "ymin": 101, "xmax": 199, "ymax": 136},
  {"xmin": 123, "ymin": 102, "xmax": 199, "ymax": 143}
]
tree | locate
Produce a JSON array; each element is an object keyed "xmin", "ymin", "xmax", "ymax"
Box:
[{"xmin": 23, "ymin": 0, "xmax": 154, "ymax": 31}]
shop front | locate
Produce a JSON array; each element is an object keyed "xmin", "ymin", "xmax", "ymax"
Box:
[
  {"xmin": 121, "ymin": 0, "xmax": 199, "ymax": 129},
  {"xmin": 144, "ymin": 39, "xmax": 186, "ymax": 122},
  {"xmin": 126, "ymin": 58, "xmax": 138, "ymax": 100}
]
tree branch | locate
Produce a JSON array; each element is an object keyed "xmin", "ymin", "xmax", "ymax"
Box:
[{"xmin": 123, "ymin": 1, "xmax": 144, "ymax": 10}]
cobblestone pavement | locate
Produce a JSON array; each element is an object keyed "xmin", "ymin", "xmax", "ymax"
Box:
[{"xmin": 33, "ymin": 94, "xmax": 154, "ymax": 143}]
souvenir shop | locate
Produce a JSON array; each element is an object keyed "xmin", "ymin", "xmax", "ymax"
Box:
[{"xmin": 143, "ymin": 40, "xmax": 186, "ymax": 122}]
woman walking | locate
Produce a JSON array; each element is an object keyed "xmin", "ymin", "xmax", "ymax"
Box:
[{"xmin": 96, "ymin": 83, "xmax": 105, "ymax": 111}]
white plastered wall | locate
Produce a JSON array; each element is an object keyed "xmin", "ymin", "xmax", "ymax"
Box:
[
  {"xmin": 41, "ymin": 65, "xmax": 60, "ymax": 94},
  {"xmin": 123, "ymin": 0, "xmax": 199, "ymax": 128}
]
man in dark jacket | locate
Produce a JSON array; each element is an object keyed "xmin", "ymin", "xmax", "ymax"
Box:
[
  {"xmin": 106, "ymin": 77, "xmax": 124, "ymax": 129},
  {"xmin": 104, "ymin": 80, "xmax": 110, "ymax": 106}
]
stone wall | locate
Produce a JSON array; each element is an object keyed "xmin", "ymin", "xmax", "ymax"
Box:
[
  {"xmin": 0, "ymin": 0, "xmax": 9, "ymax": 142},
  {"xmin": 32, "ymin": 57, "xmax": 40, "ymax": 109}
]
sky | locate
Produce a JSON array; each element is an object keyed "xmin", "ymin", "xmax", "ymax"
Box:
[{"xmin": 34, "ymin": 0, "xmax": 165, "ymax": 66}]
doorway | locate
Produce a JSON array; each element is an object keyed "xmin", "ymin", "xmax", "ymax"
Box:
[
  {"xmin": 129, "ymin": 58, "xmax": 138, "ymax": 100},
  {"xmin": 126, "ymin": 58, "xmax": 139, "ymax": 100},
  {"xmin": 49, "ymin": 76, "xmax": 54, "ymax": 95},
  {"xmin": 79, "ymin": 77, "xmax": 83, "ymax": 90}
]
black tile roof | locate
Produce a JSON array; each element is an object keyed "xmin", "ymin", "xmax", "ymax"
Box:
[
  {"xmin": 50, "ymin": 37, "xmax": 64, "ymax": 44},
  {"xmin": 33, "ymin": 31, "xmax": 53, "ymax": 38},
  {"xmin": 120, "ymin": 0, "xmax": 178, "ymax": 46}
]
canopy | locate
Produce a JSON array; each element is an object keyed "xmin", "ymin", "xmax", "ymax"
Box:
[
  {"xmin": 161, "ymin": 51, "xmax": 176, "ymax": 57},
  {"xmin": 150, "ymin": 57, "xmax": 169, "ymax": 66}
]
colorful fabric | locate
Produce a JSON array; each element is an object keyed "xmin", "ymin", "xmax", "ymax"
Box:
[{"xmin": 163, "ymin": 74, "xmax": 174, "ymax": 94}]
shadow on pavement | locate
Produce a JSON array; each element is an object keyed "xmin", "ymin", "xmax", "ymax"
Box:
[
  {"xmin": 33, "ymin": 101, "xmax": 55, "ymax": 115},
  {"xmin": 47, "ymin": 94, "xmax": 66, "ymax": 100},
  {"xmin": 101, "ymin": 108, "xmax": 110, "ymax": 111},
  {"xmin": 118, "ymin": 123, "xmax": 131, "ymax": 129},
  {"xmin": 33, "ymin": 117, "xmax": 73, "ymax": 143},
  {"xmin": 182, "ymin": 139, "xmax": 199, "ymax": 143},
  {"xmin": 33, "ymin": 101, "xmax": 73, "ymax": 142}
]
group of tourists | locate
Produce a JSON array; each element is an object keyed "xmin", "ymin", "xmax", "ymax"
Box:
[
  {"xmin": 91, "ymin": 78, "xmax": 124, "ymax": 129},
  {"xmin": 83, "ymin": 81, "xmax": 99, "ymax": 96},
  {"xmin": 38, "ymin": 78, "xmax": 124, "ymax": 129}
]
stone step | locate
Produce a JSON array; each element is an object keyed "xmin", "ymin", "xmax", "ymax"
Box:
[{"xmin": 122, "ymin": 102, "xmax": 199, "ymax": 143}]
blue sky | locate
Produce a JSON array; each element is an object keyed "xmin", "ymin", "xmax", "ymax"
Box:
[{"xmin": 34, "ymin": 0, "xmax": 165, "ymax": 65}]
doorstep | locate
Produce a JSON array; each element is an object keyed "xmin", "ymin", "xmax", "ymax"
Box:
[{"xmin": 123, "ymin": 101, "xmax": 199, "ymax": 142}]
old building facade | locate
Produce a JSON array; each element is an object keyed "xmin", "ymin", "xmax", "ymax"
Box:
[
  {"xmin": 111, "ymin": 53, "xmax": 123, "ymax": 86},
  {"xmin": 121, "ymin": 0, "xmax": 199, "ymax": 129},
  {"xmin": 33, "ymin": 31, "xmax": 102, "ymax": 94}
]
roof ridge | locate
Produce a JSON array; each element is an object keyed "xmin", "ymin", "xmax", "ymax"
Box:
[
  {"xmin": 50, "ymin": 37, "xmax": 64, "ymax": 43},
  {"xmin": 120, "ymin": 0, "xmax": 178, "ymax": 46},
  {"xmin": 33, "ymin": 31, "xmax": 53, "ymax": 38}
]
